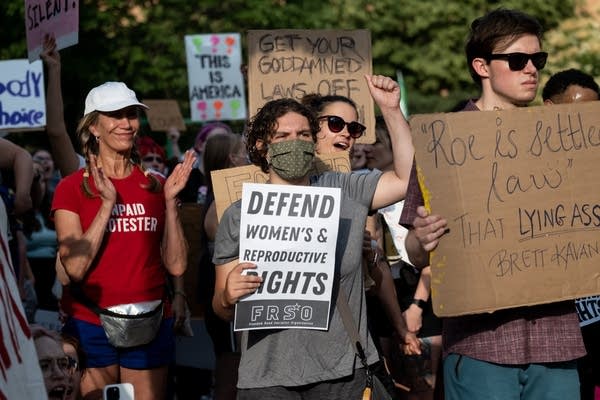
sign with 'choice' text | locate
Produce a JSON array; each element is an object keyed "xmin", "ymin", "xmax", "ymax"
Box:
[
  {"xmin": 235, "ymin": 183, "xmax": 341, "ymax": 331},
  {"xmin": 0, "ymin": 59, "xmax": 46, "ymax": 130}
]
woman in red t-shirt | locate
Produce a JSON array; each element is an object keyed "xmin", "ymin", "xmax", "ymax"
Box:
[{"xmin": 52, "ymin": 81, "xmax": 194, "ymax": 400}]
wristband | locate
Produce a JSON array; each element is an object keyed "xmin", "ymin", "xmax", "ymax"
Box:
[{"xmin": 411, "ymin": 298, "xmax": 427, "ymax": 309}]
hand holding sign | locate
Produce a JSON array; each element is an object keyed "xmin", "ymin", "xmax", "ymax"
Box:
[
  {"xmin": 224, "ymin": 262, "xmax": 263, "ymax": 307},
  {"xmin": 412, "ymin": 206, "xmax": 448, "ymax": 253},
  {"xmin": 39, "ymin": 34, "xmax": 60, "ymax": 70}
]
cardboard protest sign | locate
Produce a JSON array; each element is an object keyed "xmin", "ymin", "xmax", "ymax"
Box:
[
  {"xmin": 25, "ymin": 0, "xmax": 79, "ymax": 62},
  {"xmin": 212, "ymin": 151, "xmax": 351, "ymax": 222},
  {"xmin": 411, "ymin": 102, "xmax": 600, "ymax": 316},
  {"xmin": 0, "ymin": 59, "xmax": 46, "ymax": 130},
  {"xmin": 247, "ymin": 29, "xmax": 375, "ymax": 143},
  {"xmin": 143, "ymin": 100, "xmax": 186, "ymax": 132},
  {"xmin": 234, "ymin": 183, "xmax": 341, "ymax": 331},
  {"xmin": 185, "ymin": 33, "xmax": 246, "ymax": 122}
]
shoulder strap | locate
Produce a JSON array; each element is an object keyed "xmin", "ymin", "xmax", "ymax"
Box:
[
  {"xmin": 70, "ymin": 284, "xmax": 162, "ymax": 319},
  {"xmin": 336, "ymin": 290, "xmax": 369, "ymax": 369}
]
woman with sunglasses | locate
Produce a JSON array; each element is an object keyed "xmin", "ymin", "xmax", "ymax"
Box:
[
  {"xmin": 301, "ymin": 94, "xmax": 367, "ymax": 154},
  {"xmin": 301, "ymin": 85, "xmax": 422, "ymax": 391},
  {"xmin": 401, "ymin": 8, "xmax": 585, "ymax": 400}
]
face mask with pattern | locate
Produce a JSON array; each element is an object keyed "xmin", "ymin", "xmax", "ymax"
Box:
[{"xmin": 267, "ymin": 139, "xmax": 315, "ymax": 181}]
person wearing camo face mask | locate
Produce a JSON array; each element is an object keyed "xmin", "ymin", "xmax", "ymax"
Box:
[
  {"xmin": 212, "ymin": 74, "xmax": 416, "ymax": 399},
  {"xmin": 266, "ymin": 139, "xmax": 315, "ymax": 181}
]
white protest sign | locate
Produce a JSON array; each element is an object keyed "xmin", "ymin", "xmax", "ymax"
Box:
[
  {"xmin": 25, "ymin": 0, "xmax": 79, "ymax": 62},
  {"xmin": 0, "ymin": 59, "xmax": 46, "ymax": 130},
  {"xmin": 576, "ymin": 296, "xmax": 600, "ymax": 327},
  {"xmin": 235, "ymin": 183, "xmax": 341, "ymax": 331},
  {"xmin": 185, "ymin": 33, "xmax": 246, "ymax": 122}
]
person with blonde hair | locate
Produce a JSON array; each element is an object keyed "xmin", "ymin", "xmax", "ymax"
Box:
[{"xmin": 52, "ymin": 81, "xmax": 195, "ymax": 399}]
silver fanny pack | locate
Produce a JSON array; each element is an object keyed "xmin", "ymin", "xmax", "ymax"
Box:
[{"xmin": 98, "ymin": 300, "xmax": 164, "ymax": 348}]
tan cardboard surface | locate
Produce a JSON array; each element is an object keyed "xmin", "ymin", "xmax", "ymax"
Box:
[
  {"xmin": 143, "ymin": 99, "xmax": 186, "ymax": 131},
  {"xmin": 247, "ymin": 29, "xmax": 375, "ymax": 143},
  {"xmin": 212, "ymin": 152, "xmax": 351, "ymax": 222},
  {"xmin": 411, "ymin": 102, "xmax": 600, "ymax": 316}
]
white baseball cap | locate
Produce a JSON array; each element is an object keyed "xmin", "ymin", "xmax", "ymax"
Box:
[{"xmin": 83, "ymin": 81, "xmax": 149, "ymax": 116}]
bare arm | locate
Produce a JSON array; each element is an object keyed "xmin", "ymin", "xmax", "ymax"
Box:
[
  {"xmin": 405, "ymin": 206, "xmax": 449, "ymax": 269},
  {"xmin": 40, "ymin": 34, "xmax": 80, "ymax": 176},
  {"xmin": 161, "ymin": 151, "xmax": 195, "ymax": 276},
  {"xmin": 365, "ymin": 75, "xmax": 415, "ymax": 210},
  {"xmin": 55, "ymin": 155, "xmax": 116, "ymax": 281},
  {"xmin": 364, "ymin": 215, "xmax": 420, "ymax": 354},
  {"xmin": 403, "ymin": 266, "xmax": 432, "ymax": 334},
  {"xmin": 203, "ymin": 201, "xmax": 218, "ymax": 241},
  {"xmin": 0, "ymin": 138, "xmax": 34, "ymax": 215}
]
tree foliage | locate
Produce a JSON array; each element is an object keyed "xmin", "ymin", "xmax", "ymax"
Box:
[{"xmin": 0, "ymin": 0, "xmax": 580, "ymax": 145}]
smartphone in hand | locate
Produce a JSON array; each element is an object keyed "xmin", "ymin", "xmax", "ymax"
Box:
[{"xmin": 102, "ymin": 383, "xmax": 134, "ymax": 400}]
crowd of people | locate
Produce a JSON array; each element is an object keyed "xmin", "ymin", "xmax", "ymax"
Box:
[{"xmin": 2, "ymin": 6, "xmax": 600, "ymax": 400}]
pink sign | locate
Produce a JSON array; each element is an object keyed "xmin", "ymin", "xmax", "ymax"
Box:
[{"xmin": 25, "ymin": 0, "xmax": 79, "ymax": 62}]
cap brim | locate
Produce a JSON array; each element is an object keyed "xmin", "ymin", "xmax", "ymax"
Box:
[
  {"xmin": 85, "ymin": 100, "xmax": 149, "ymax": 116},
  {"xmin": 95, "ymin": 100, "xmax": 149, "ymax": 112}
]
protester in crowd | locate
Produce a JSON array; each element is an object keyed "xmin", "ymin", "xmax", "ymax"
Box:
[
  {"xmin": 40, "ymin": 33, "xmax": 82, "ymax": 177},
  {"xmin": 0, "ymin": 136, "xmax": 39, "ymax": 321},
  {"xmin": 62, "ymin": 333, "xmax": 86, "ymax": 400},
  {"xmin": 177, "ymin": 122, "xmax": 234, "ymax": 204},
  {"xmin": 32, "ymin": 324, "xmax": 73, "ymax": 400},
  {"xmin": 212, "ymin": 74, "xmax": 414, "ymax": 398},
  {"xmin": 542, "ymin": 68, "xmax": 600, "ymax": 400},
  {"xmin": 365, "ymin": 118, "xmax": 442, "ymax": 400},
  {"xmin": 137, "ymin": 135, "xmax": 168, "ymax": 176},
  {"xmin": 542, "ymin": 68, "xmax": 600, "ymax": 105},
  {"xmin": 193, "ymin": 122, "xmax": 234, "ymax": 171},
  {"xmin": 351, "ymin": 143, "xmax": 368, "ymax": 171},
  {"xmin": 401, "ymin": 8, "xmax": 586, "ymax": 400},
  {"xmin": 201, "ymin": 132, "xmax": 247, "ymax": 400},
  {"xmin": 302, "ymin": 92, "xmax": 420, "ymax": 398},
  {"xmin": 52, "ymin": 81, "xmax": 195, "ymax": 399},
  {"xmin": 0, "ymin": 140, "xmax": 46, "ymax": 400},
  {"xmin": 23, "ymin": 148, "xmax": 60, "ymax": 312},
  {"xmin": 166, "ymin": 126, "xmax": 184, "ymax": 162}
]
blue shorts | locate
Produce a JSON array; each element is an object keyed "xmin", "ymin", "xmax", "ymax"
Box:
[{"xmin": 62, "ymin": 317, "xmax": 175, "ymax": 369}]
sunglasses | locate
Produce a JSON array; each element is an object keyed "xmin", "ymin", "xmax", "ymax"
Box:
[
  {"xmin": 142, "ymin": 156, "xmax": 164, "ymax": 163},
  {"xmin": 319, "ymin": 115, "xmax": 366, "ymax": 139},
  {"xmin": 486, "ymin": 52, "xmax": 548, "ymax": 71}
]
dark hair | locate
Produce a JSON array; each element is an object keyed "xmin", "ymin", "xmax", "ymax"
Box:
[
  {"xmin": 300, "ymin": 93, "xmax": 359, "ymax": 117},
  {"xmin": 245, "ymin": 99, "xmax": 319, "ymax": 173},
  {"xmin": 466, "ymin": 8, "xmax": 543, "ymax": 85},
  {"xmin": 203, "ymin": 132, "xmax": 243, "ymax": 190},
  {"xmin": 61, "ymin": 333, "xmax": 87, "ymax": 372},
  {"xmin": 542, "ymin": 68, "xmax": 600, "ymax": 101}
]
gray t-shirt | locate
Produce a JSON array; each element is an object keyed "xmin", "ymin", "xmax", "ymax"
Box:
[{"xmin": 213, "ymin": 170, "xmax": 382, "ymax": 388}]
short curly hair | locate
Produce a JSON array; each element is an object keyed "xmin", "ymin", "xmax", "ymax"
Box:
[{"xmin": 245, "ymin": 98, "xmax": 319, "ymax": 173}]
